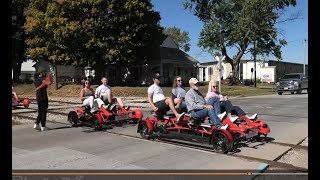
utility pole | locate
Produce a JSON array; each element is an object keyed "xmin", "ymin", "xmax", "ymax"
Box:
[
  {"xmin": 303, "ymin": 39, "xmax": 306, "ymax": 75},
  {"xmin": 253, "ymin": 41, "xmax": 257, "ymax": 87},
  {"xmin": 215, "ymin": 55, "xmax": 226, "ymax": 93}
]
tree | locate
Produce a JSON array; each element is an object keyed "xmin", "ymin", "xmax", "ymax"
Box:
[
  {"xmin": 163, "ymin": 26, "xmax": 191, "ymax": 52},
  {"xmin": 184, "ymin": 0, "xmax": 297, "ymax": 80},
  {"xmin": 24, "ymin": 0, "xmax": 164, "ymax": 74},
  {"xmin": 12, "ymin": 0, "xmax": 30, "ymax": 83}
]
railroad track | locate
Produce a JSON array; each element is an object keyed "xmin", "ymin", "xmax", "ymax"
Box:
[
  {"xmin": 12, "ymin": 101, "xmax": 148, "ymax": 114},
  {"xmin": 12, "ymin": 110, "xmax": 309, "ymax": 149},
  {"xmin": 12, "ymin": 110, "xmax": 308, "ymax": 172},
  {"xmin": 14, "ymin": 107, "xmax": 308, "ymax": 172},
  {"xmin": 106, "ymin": 131, "xmax": 308, "ymax": 173}
]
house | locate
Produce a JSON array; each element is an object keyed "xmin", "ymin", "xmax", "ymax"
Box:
[
  {"xmin": 18, "ymin": 59, "xmax": 83, "ymax": 83},
  {"xmin": 199, "ymin": 59, "xmax": 308, "ymax": 83},
  {"xmin": 18, "ymin": 36, "xmax": 199, "ymax": 86},
  {"xmin": 104, "ymin": 35, "xmax": 199, "ymax": 86},
  {"xmin": 16, "ymin": 60, "xmax": 36, "ymax": 83}
]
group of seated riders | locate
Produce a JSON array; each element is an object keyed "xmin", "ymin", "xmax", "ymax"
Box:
[
  {"xmin": 147, "ymin": 74, "xmax": 257, "ymax": 130},
  {"xmin": 80, "ymin": 77, "xmax": 129, "ymax": 113}
]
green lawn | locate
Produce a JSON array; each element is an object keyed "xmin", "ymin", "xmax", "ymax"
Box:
[{"xmin": 14, "ymin": 83, "xmax": 277, "ymax": 98}]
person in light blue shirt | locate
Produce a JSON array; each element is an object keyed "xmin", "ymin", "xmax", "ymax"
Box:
[{"xmin": 172, "ymin": 76, "xmax": 187, "ymax": 113}]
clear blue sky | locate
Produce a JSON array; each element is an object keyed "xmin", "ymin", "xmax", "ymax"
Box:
[{"xmin": 151, "ymin": 0, "xmax": 308, "ymax": 65}]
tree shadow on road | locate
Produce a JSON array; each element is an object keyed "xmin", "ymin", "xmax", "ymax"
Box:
[{"xmin": 46, "ymin": 126, "xmax": 73, "ymax": 130}]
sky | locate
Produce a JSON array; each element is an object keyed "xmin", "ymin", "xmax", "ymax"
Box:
[{"xmin": 151, "ymin": 0, "xmax": 308, "ymax": 65}]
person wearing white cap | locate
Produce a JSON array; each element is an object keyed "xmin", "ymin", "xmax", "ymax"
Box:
[
  {"xmin": 185, "ymin": 78, "xmax": 228, "ymax": 130},
  {"xmin": 148, "ymin": 73, "xmax": 185, "ymax": 124}
]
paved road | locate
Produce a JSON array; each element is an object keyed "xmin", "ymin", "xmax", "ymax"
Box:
[{"xmin": 12, "ymin": 93, "xmax": 308, "ymax": 170}]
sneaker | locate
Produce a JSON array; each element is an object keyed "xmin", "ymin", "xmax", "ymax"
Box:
[
  {"xmin": 104, "ymin": 104, "xmax": 111, "ymax": 109},
  {"xmin": 230, "ymin": 116, "xmax": 239, "ymax": 122},
  {"xmin": 247, "ymin": 113, "xmax": 257, "ymax": 120},
  {"xmin": 40, "ymin": 127, "xmax": 47, "ymax": 131},
  {"xmin": 90, "ymin": 107, "xmax": 99, "ymax": 113},
  {"xmin": 220, "ymin": 124, "xmax": 229, "ymax": 130},
  {"xmin": 109, "ymin": 104, "xmax": 116, "ymax": 111},
  {"xmin": 218, "ymin": 112, "xmax": 227, "ymax": 120},
  {"xmin": 33, "ymin": 124, "xmax": 40, "ymax": 130},
  {"xmin": 177, "ymin": 112, "xmax": 185, "ymax": 124}
]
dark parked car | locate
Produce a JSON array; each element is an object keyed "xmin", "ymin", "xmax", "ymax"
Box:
[{"xmin": 276, "ymin": 73, "xmax": 308, "ymax": 95}]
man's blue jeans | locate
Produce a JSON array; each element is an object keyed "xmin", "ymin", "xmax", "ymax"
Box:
[
  {"xmin": 181, "ymin": 101, "xmax": 188, "ymax": 112},
  {"xmin": 190, "ymin": 108, "xmax": 223, "ymax": 128},
  {"xmin": 206, "ymin": 96, "xmax": 221, "ymax": 115}
]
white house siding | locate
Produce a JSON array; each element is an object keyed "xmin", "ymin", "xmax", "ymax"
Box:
[
  {"xmin": 204, "ymin": 62, "xmax": 232, "ymax": 82},
  {"xmin": 200, "ymin": 60, "xmax": 279, "ymax": 83},
  {"xmin": 259, "ymin": 66, "xmax": 276, "ymax": 83},
  {"xmin": 243, "ymin": 61, "xmax": 270, "ymax": 81}
]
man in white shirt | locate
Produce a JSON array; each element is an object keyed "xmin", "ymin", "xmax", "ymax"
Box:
[
  {"xmin": 147, "ymin": 73, "xmax": 185, "ymax": 124},
  {"xmin": 95, "ymin": 77, "xmax": 124, "ymax": 107}
]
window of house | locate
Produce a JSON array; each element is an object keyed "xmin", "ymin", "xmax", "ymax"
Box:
[
  {"xmin": 26, "ymin": 74, "xmax": 31, "ymax": 80},
  {"xmin": 302, "ymin": 75, "xmax": 307, "ymax": 80}
]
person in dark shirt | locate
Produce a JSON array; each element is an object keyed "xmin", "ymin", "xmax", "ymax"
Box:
[{"xmin": 33, "ymin": 67, "xmax": 51, "ymax": 131}]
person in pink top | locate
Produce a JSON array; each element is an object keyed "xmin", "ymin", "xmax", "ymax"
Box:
[{"xmin": 207, "ymin": 80, "xmax": 257, "ymax": 120}]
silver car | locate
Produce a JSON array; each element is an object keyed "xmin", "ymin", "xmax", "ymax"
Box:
[{"xmin": 276, "ymin": 73, "xmax": 308, "ymax": 95}]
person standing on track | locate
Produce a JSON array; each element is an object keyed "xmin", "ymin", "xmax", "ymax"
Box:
[{"xmin": 33, "ymin": 67, "xmax": 51, "ymax": 131}]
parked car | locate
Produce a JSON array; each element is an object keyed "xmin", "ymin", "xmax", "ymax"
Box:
[{"xmin": 276, "ymin": 73, "xmax": 308, "ymax": 95}]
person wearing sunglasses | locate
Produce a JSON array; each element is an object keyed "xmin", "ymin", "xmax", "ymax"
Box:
[
  {"xmin": 185, "ymin": 78, "xmax": 228, "ymax": 130},
  {"xmin": 207, "ymin": 80, "xmax": 257, "ymax": 120},
  {"xmin": 147, "ymin": 73, "xmax": 185, "ymax": 124},
  {"xmin": 80, "ymin": 80, "xmax": 107, "ymax": 112},
  {"xmin": 172, "ymin": 76, "xmax": 187, "ymax": 113}
]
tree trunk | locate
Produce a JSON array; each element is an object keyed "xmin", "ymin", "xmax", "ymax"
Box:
[
  {"xmin": 12, "ymin": 62, "xmax": 22, "ymax": 84},
  {"xmin": 233, "ymin": 62, "xmax": 239, "ymax": 80},
  {"xmin": 53, "ymin": 65, "xmax": 58, "ymax": 90},
  {"xmin": 93, "ymin": 64, "xmax": 105, "ymax": 85}
]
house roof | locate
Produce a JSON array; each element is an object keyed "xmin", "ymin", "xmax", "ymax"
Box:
[
  {"xmin": 200, "ymin": 59, "xmax": 308, "ymax": 66},
  {"xmin": 267, "ymin": 60, "xmax": 308, "ymax": 66},
  {"xmin": 160, "ymin": 47, "xmax": 199, "ymax": 64},
  {"xmin": 160, "ymin": 35, "xmax": 180, "ymax": 49},
  {"xmin": 200, "ymin": 59, "xmax": 265, "ymax": 65}
]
